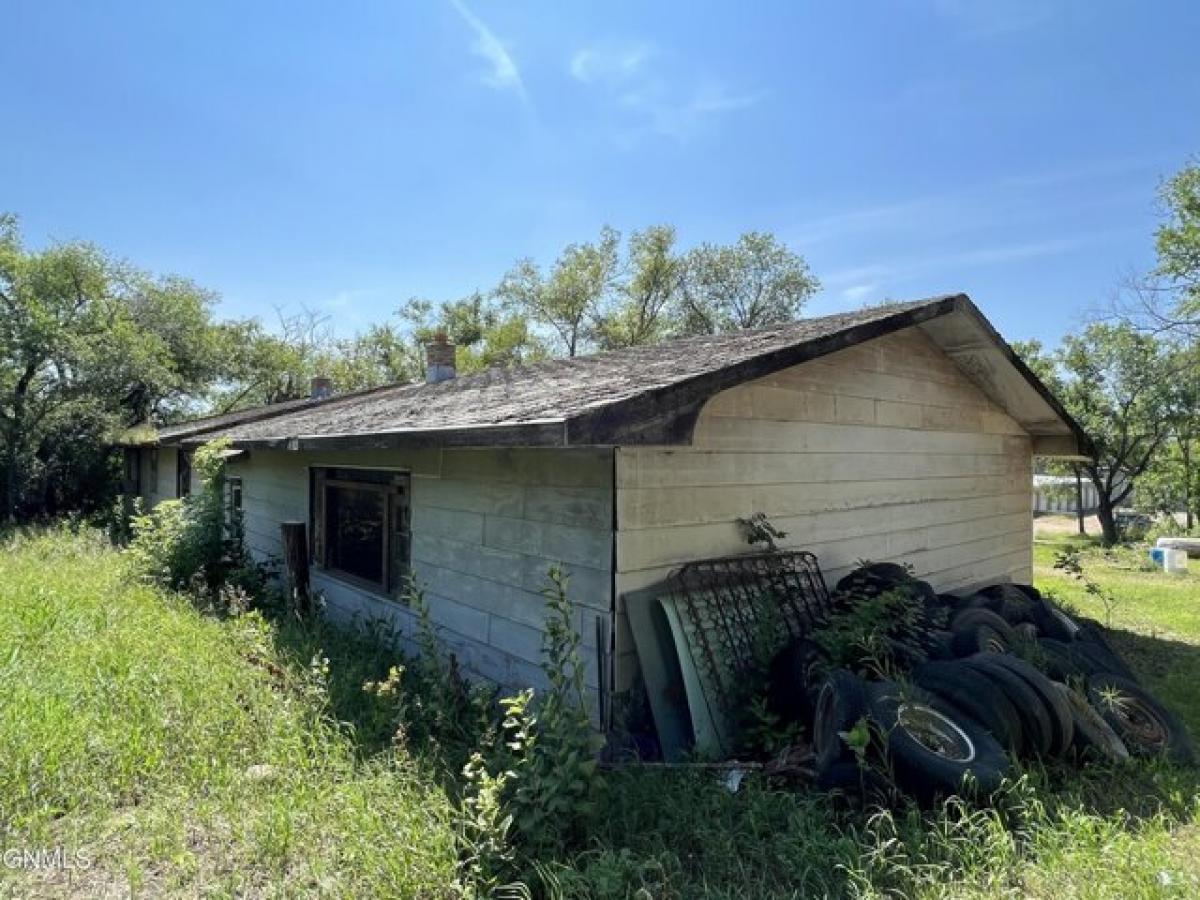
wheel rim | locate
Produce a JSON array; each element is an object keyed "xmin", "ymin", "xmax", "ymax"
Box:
[
  {"xmin": 898, "ymin": 703, "xmax": 976, "ymax": 762},
  {"xmin": 1110, "ymin": 695, "xmax": 1169, "ymax": 750}
]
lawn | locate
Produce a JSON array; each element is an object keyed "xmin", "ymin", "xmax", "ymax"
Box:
[
  {"xmin": 1, "ymin": 528, "xmax": 1199, "ymax": 898},
  {"xmin": 1033, "ymin": 533, "xmax": 1200, "ymax": 738},
  {"xmin": 0, "ymin": 529, "xmax": 461, "ymax": 898}
]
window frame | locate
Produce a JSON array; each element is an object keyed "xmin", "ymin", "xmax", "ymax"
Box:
[
  {"xmin": 224, "ymin": 475, "xmax": 244, "ymax": 538},
  {"xmin": 310, "ymin": 467, "xmax": 411, "ymax": 597}
]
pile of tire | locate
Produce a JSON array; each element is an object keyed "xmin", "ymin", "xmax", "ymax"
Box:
[{"xmin": 770, "ymin": 563, "xmax": 1195, "ymax": 802}]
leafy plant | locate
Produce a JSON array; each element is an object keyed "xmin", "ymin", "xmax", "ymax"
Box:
[
  {"xmin": 465, "ymin": 567, "xmax": 605, "ymax": 861},
  {"xmin": 362, "ymin": 585, "xmax": 495, "ymax": 767},
  {"xmin": 737, "ymin": 512, "xmax": 788, "ymax": 551},
  {"xmin": 125, "ymin": 439, "xmax": 267, "ymax": 600},
  {"xmin": 814, "ymin": 587, "xmax": 926, "ymax": 680},
  {"xmin": 1054, "ymin": 547, "xmax": 1121, "ymax": 627}
]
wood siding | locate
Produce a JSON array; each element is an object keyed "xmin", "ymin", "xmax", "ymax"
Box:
[
  {"xmin": 613, "ymin": 326, "xmax": 1034, "ymax": 689},
  {"xmin": 225, "ymin": 447, "xmax": 614, "ymax": 711}
]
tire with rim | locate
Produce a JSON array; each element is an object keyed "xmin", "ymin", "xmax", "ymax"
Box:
[
  {"xmin": 865, "ymin": 681, "xmax": 1010, "ymax": 800},
  {"xmin": 1085, "ymin": 673, "xmax": 1196, "ymax": 765},
  {"xmin": 1053, "ymin": 682, "xmax": 1129, "ymax": 762},
  {"xmin": 976, "ymin": 653, "xmax": 1075, "ymax": 757},
  {"xmin": 961, "ymin": 655, "xmax": 1055, "ymax": 757},
  {"xmin": 813, "ymin": 670, "xmax": 870, "ymax": 776},
  {"xmin": 912, "ymin": 660, "xmax": 1025, "ymax": 753}
]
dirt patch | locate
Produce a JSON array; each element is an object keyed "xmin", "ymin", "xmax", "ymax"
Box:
[{"xmin": 1034, "ymin": 513, "xmax": 1099, "ymax": 536}]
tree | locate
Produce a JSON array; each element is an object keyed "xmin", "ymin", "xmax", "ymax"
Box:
[
  {"xmin": 1156, "ymin": 160, "xmax": 1200, "ymax": 324},
  {"xmin": 1137, "ymin": 347, "xmax": 1200, "ymax": 530},
  {"xmin": 400, "ymin": 292, "xmax": 547, "ymax": 374},
  {"xmin": 593, "ymin": 225, "xmax": 682, "ymax": 350},
  {"xmin": 1055, "ymin": 324, "xmax": 1178, "ymax": 544},
  {"xmin": 675, "ymin": 232, "xmax": 819, "ymax": 335},
  {"xmin": 0, "ymin": 215, "xmax": 233, "ymax": 518},
  {"xmin": 496, "ymin": 227, "xmax": 620, "ymax": 357}
]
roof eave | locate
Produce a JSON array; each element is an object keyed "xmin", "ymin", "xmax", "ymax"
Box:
[{"xmin": 186, "ymin": 420, "xmax": 571, "ymax": 452}]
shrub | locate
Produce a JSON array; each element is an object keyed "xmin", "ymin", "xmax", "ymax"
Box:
[
  {"xmin": 126, "ymin": 439, "xmax": 266, "ymax": 599},
  {"xmin": 460, "ymin": 566, "xmax": 605, "ymax": 874},
  {"xmin": 362, "ymin": 585, "xmax": 496, "ymax": 768}
]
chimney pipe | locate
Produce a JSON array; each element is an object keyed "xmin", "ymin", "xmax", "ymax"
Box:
[
  {"xmin": 425, "ymin": 330, "xmax": 456, "ymax": 384},
  {"xmin": 310, "ymin": 376, "xmax": 333, "ymax": 399}
]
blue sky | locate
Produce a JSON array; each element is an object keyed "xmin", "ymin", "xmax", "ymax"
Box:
[{"xmin": 6, "ymin": 0, "xmax": 1198, "ymax": 346}]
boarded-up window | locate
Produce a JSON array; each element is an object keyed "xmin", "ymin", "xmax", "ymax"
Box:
[{"xmin": 311, "ymin": 468, "xmax": 411, "ymax": 595}]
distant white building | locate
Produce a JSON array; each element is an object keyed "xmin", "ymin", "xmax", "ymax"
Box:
[{"xmin": 1033, "ymin": 472, "xmax": 1132, "ymax": 514}]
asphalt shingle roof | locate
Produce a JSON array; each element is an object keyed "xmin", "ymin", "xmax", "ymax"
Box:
[
  {"xmin": 154, "ymin": 293, "xmax": 1086, "ymax": 455},
  {"xmin": 200, "ymin": 297, "xmax": 947, "ymax": 447}
]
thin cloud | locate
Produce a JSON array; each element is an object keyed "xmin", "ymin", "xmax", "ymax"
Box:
[
  {"xmin": 570, "ymin": 42, "xmax": 651, "ymax": 85},
  {"xmin": 448, "ymin": 0, "xmax": 529, "ymax": 104},
  {"xmin": 823, "ymin": 233, "xmax": 1122, "ymax": 295},
  {"xmin": 794, "ymin": 155, "xmax": 1162, "ymax": 247},
  {"xmin": 569, "ymin": 41, "xmax": 761, "ymax": 144},
  {"xmin": 841, "ymin": 283, "xmax": 879, "ymax": 303}
]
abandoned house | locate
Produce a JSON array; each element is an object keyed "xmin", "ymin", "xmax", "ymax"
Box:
[{"xmin": 121, "ymin": 294, "xmax": 1090, "ymax": 732}]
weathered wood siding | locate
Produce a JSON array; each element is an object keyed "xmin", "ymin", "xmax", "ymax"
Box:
[
  {"xmin": 613, "ymin": 326, "xmax": 1034, "ymax": 688},
  {"xmin": 226, "ymin": 447, "xmax": 614, "ymax": 709}
]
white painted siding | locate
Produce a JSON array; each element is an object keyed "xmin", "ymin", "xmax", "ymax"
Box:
[
  {"xmin": 135, "ymin": 446, "xmax": 180, "ymax": 505},
  {"xmin": 613, "ymin": 327, "xmax": 1034, "ymax": 688},
  {"xmin": 226, "ymin": 447, "xmax": 614, "ymax": 710}
]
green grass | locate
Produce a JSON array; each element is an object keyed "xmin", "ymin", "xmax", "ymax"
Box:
[
  {"xmin": 2, "ymin": 528, "xmax": 1200, "ymax": 898},
  {"xmin": 1034, "ymin": 534, "xmax": 1200, "ymax": 738},
  {"xmin": 0, "ymin": 529, "xmax": 461, "ymax": 898}
]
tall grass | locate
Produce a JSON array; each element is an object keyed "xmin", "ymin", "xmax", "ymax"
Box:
[
  {"xmin": 0, "ymin": 528, "xmax": 461, "ymax": 898},
  {"xmin": 2, "ymin": 528, "xmax": 1199, "ymax": 898}
]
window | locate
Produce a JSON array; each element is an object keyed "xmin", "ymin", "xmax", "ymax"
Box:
[
  {"xmin": 176, "ymin": 451, "xmax": 192, "ymax": 498},
  {"xmin": 149, "ymin": 449, "xmax": 159, "ymax": 491},
  {"xmin": 224, "ymin": 476, "xmax": 244, "ymax": 537},
  {"xmin": 312, "ymin": 468, "xmax": 411, "ymax": 594}
]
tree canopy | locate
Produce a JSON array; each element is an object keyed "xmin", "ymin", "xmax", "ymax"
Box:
[
  {"xmin": 1017, "ymin": 324, "xmax": 1183, "ymax": 544},
  {"xmin": 1156, "ymin": 160, "xmax": 1200, "ymax": 323},
  {"xmin": 0, "ymin": 215, "xmax": 235, "ymax": 517},
  {"xmin": 0, "ymin": 214, "xmax": 819, "ymax": 520}
]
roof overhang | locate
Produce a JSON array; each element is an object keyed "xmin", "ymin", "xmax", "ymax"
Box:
[{"xmin": 559, "ymin": 294, "xmax": 1092, "ymax": 459}]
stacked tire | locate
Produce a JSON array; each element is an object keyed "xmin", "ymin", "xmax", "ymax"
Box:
[{"xmin": 788, "ymin": 566, "xmax": 1195, "ymax": 802}]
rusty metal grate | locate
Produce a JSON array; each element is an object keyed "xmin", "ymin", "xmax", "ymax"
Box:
[{"xmin": 665, "ymin": 550, "xmax": 833, "ymax": 724}]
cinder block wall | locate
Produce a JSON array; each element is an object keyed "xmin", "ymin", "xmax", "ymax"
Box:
[
  {"xmin": 612, "ymin": 326, "xmax": 1034, "ymax": 690},
  {"xmin": 227, "ymin": 447, "xmax": 614, "ymax": 711}
]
